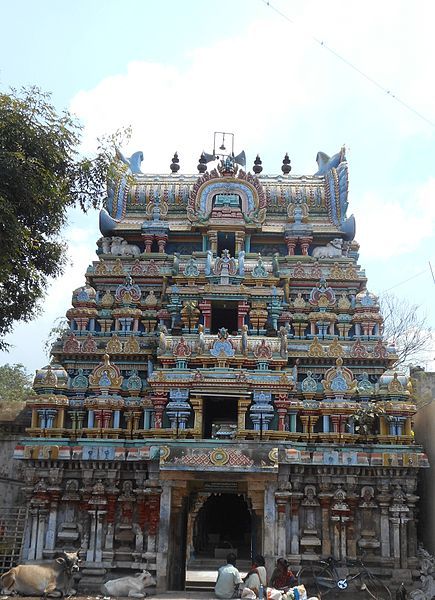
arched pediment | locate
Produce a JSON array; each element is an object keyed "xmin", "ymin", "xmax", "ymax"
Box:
[{"xmin": 187, "ymin": 167, "xmax": 266, "ymax": 226}]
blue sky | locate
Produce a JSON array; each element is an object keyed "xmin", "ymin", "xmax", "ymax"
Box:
[{"xmin": 1, "ymin": 0, "xmax": 434, "ymax": 374}]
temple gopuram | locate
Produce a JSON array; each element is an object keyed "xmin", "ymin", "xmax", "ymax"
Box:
[{"xmin": 15, "ymin": 139, "xmax": 428, "ymax": 590}]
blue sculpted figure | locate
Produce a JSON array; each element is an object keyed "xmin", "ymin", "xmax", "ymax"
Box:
[
  {"xmin": 115, "ymin": 148, "xmax": 144, "ymax": 174},
  {"xmin": 314, "ymin": 147, "xmax": 346, "ymax": 176}
]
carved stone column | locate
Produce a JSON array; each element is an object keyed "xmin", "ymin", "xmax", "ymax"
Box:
[
  {"xmin": 263, "ymin": 483, "xmax": 277, "ymax": 576},
  {"xmin": 208, "ymin": 231, "xmax": 218, "ymax": 254},
  {"xmin": 377, "ymin": 491, "xmax": 391, "ymax": 558},
  {"xmin": 156, "ymin": 234, "xmax": 168, "ymax": 253},
  {"xmin": 237, "ymin": 398, "xmax": 251, "ymax": 431},
  {"xmin": 143, "ymin": 234, "xmax": 154, "ymax": 253},
  {"xmin": 300, "ymin": 236, "xmax": 313, "ymax": 256},
  {"xmin": 235, "ymin": 231, "xmax": 245, "ymax": 254},
  {"xmin": 36, "ymin": 508, "xmax": 48, "ymax": 560},
  {"xmin": 45, "ymin": 492, "xmax": 61, "ymax": 550},
  {"xmin": 289, "ymin": 495, "xmax": 302, "ymax": 557},
  {"xmin": 285, "ymin": 237, "xmax": 297, "ymax": 256},
  {"xmin": 274, "ymin": 393, "xmax": 290, "ymax": 431},
  {"xmin": 151, "ymin": 392, "xmax": 167, "ymax": 429},
  {"xmin": 198, "ymin": 300, "xmax": 212, "ymax": 332},
  {"xmin": 156, "ymin": 482, "xmax": 172, "ymax": 592},
  {"xmin": 319, "ymin": 495, "xmax": 332, "ymax": 557},
  {"xmin": 275, "ymin": 491, "xmax": 290, "ymax": 557},
  {"xmin": 190, "ymin": 397, "xmax": 203, "ymax": 437},
  {"xmin": 237, "ymin": 301, "xmax": 250, "ymax": 331},
  {"xmin": 406, "ymin": 493, "xmax": 419, "ymax": 567}
]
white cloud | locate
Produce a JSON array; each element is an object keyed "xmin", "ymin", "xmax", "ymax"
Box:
[
  {"xmin": 4, "ymin": 0, "xmax": 435, "ymax": 373},
  {"xmin": 355, "ymin": 179, "xmax": 435, "ymax": 260}
]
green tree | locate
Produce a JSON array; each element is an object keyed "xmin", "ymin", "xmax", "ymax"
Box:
[
  {"xmin": 0, "ymin": 363, "xmax": 33, "ymax": 403},
  {"xmin": 0, "ymin": 87, "xmax": 124, "ymax": 349}
]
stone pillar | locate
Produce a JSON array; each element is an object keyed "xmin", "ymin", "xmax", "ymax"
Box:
[
  {"xmin": 275, "ymin": 394, "xmax": 290, "ymax": 431},
  {"xmin": 285, "ymin": 237, "xmax": 297, "ymax": 256},
  {"xmin": 400, "ymin": 515, "xmax": 409, "ymax": 569},
  {"xmin": 143, "ymin": 234, "xmax": 154, "ymax": 253},
  {"xmin": 290, "ymin": 496, "xmax": 301, "ymax": 557},
  {"xmin": 151, "ymin": 392, "xmax": 167, "ymax": 429},
  {"xmin": 45, "ymin": 494, "xmax": 60, "ymax": 550},
  {"xmin": 346, "ymin": 498, "xmax": 358, "ymax": 560},
  {"xmin": 156, "ymin": 483, "xmax": 172, "ymax": 592},
  {"xmin": 87, "ymin": 509, "xmax": 106, "ymax": 563},
  {"xmin": 199, "ymin": 300, "xmax": 212, "ymax": 332},
  {"xmin": 185, "ymin": 493, "xmax": 209, "ymax": 565},
  {"xmin": 237, "ymin": 398, "xmax": 251, "ymax": 431},
  {"xmin": 263, "ymin": 483, "xmax": 277, "ymax": 573},
  {"xmin": 208, "ymin": 231, "xmax": 218, "ymax": 254},
  {"xmin": 235, "ymin": 231, "xmax": 245, "ymax": 254},
  {"xmin": 156, "ymin": 234, "xmax": 168, "ymax": 253},
  {"xmin": 237, "ymin": 301, "xmax": 250, "ymax": 331},
  {"xmin": 300, "ymin": 236, "xmax": 312, "ymax": 256},
  {"xmin": 390, "ymin": 515, "xmax": 401, "ymax": 568},
  {"xmin": 407, "ymin": 494, "xmax": 419, "ymax": 566},
  {"xmin": 378, "ymin": 496, "xmax": 391, "ymax": 558},
  {"xmin": 275, "ymin": 492, "xmax": 290, "ymax": 557},
  {"xmin": 57, "ymin": 408, "xmax": 65, "ymax": 429},
  {"xmin": 190, "ymin": 397, "xmax": 203, "ymax": 436},
  {"xmin": 28, "ymin": 506, "xmax": 40, "ymax": 560},
  {"xmin": 36, "ymin": 508, "xmax": 48, "ymax": 560},
  {"xmin": 319, "ymin": 496, "xmax": 332, "ymax": 557}
]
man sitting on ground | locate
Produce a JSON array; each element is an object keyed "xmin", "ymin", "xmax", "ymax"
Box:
[{"xmin": 215, "ymin": 552, "xmax": 244, "ymax": 599}]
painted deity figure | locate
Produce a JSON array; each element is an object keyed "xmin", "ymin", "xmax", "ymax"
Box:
[{"xmin": 279, "ymin": 326, "xmax": 288, "ymax": 359}]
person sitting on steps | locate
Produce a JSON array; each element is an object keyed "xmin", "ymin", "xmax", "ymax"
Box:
[
  {"xmin": 244, "ymin": 554, "xmax": 268, "ymax": 597},
  {"xmin": 215, "ymin": 552, "xmax": 244, "ymax": 599}
]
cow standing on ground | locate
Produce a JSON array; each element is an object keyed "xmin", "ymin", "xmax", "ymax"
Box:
[{"xmin": 0, "ymin": 551, "xmax": 80, "ymax": 597}]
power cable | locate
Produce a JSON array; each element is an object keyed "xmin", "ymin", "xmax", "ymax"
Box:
[
  {"xmin": 262, "ymin": 0, "xmax": 435, "ymax": 129},
  {"xmin": 380, "ymin": 268, "xmax": 431, "ymax": 294}
]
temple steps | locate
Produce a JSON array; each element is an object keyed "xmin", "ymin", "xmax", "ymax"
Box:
[{"xmin": 185, "ymin": 563, "xmax": 250, "ymax": 592}]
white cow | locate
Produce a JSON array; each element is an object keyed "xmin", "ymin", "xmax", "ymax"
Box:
[
  {"xmin": 121, "ymin": 240, "xmax": 141, "ymax": 256},
  {"xmin": 102, "ymin": 570, "xmax": 156, "ymax": 598},
  {"xmin": 312, "ymin": 238, "xmax": 343, "ymax": 259},
  {"xmin": 100, "ymin": 237, "xmax": 112, "ymax": 254},
  {"xmin": 110, "ymin": 236, "xmax": 125, "ymax": 255}
]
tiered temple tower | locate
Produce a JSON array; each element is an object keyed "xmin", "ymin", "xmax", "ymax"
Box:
[{"xmin": 15, "ymin": 145, "xmax": 427, "ymax": 590}]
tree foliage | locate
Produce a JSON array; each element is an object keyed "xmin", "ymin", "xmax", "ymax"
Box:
[
  {"xmin": 380, "ymin": 293, "xmax": 432, "ymax": 368},
  {"xmin": 351, "ymin": 401, "xmax": 386, "ymax": 440},
  {"xmin": 0, "ymin": 87, "xmax": 122, "ymax": 349},
  {"xmin": 0, "ymin": 363, "xmax": 33, "ymax": 403},
  {"xmin": 44, "ymin": 317, "xmax": 69, "ymax": 358}
]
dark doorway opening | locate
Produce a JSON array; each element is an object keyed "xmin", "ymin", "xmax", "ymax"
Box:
[
  {"xmin": 203, "ymin": 396, "xmax": 238, "ymax": 439},
  {"xmin": 194, "ymin": 493, "xmax": 252, "ymax": 560},
  {"xmin": 211, "ymin": 301, "xmax": 238, "ymax": 334},
  {"xmin": 217, "ymin": 232, "xmax": 236, "ymax": 257}
]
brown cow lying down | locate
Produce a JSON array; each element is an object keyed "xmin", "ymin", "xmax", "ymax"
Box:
[
  {"xmin": 0, "ymin": 551, "xmax": 80, "ymax": 597},
  {"xmin": 101, "ymin": 570, "xmax": 156, "ymax": 598}
]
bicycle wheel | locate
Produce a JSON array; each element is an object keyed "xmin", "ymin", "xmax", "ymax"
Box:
[
  {"xmin": 297, "ymin": 565, "xmax": 337, "ymax": 598},
  {"xmin": 358, "ymin": 573, "xmax": 392, "ymax": 600}
]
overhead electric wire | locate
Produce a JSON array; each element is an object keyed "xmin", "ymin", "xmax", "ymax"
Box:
[
  {"xmin": 380, "ymin": 268, "xmax": 431, "ymax": 294},
  {"xmin": 262, "ymin": 0, "xmax": 435, "ymax": 129}
]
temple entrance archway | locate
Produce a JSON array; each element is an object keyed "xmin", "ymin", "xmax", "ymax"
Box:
[{"xmin": 193, "ymin": 493, "xmax": 252, "ymax": 560}]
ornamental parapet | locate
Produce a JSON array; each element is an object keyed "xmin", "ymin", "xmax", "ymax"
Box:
[{"xmin": 13, "ymin": 439, "xmax": 429, "ymax": 470}]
